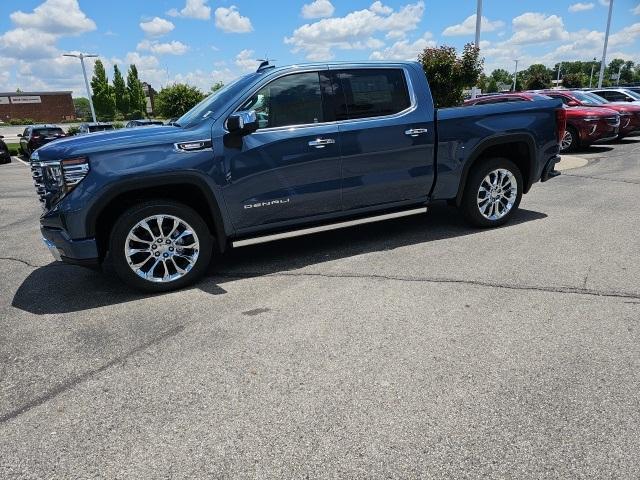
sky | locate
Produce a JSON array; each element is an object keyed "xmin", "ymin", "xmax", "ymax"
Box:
[{"xmin": 1, "ymin": 0, "xmax": 639, "ymax": 97}]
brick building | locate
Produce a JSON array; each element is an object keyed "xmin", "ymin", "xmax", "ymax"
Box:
[{"xmin": 0, "ymin": 91, "xmax": 75, "ymax": 123}]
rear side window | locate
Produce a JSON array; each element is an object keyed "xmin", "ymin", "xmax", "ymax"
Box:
[
  {"xmin": 595, "ymin": 91, "xmax": 625, "ymax": 102},
  {"xmin": 333, "ymin": 69, "xmax": 411, "ymax": 120},
  {"xmin": 240, "ymin": 72, "xmax": 324, "ymax": 129},
  {"xmin": 33, "ymin": 128, "xmax": 63, "ymax": 136}
]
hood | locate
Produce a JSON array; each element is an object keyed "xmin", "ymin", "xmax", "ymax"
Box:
[
  {"xmin": 565, "ymin": 106, "xmax": 619, "ymax": 118},
  {"xmin": 33, "ymin": 125, "xmax": 204, "ymax": 161}
]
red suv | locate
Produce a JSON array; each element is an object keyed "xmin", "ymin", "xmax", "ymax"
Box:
[{"xmin": 539, "ymin": 90, "xmax": 640, "ymax": 141}]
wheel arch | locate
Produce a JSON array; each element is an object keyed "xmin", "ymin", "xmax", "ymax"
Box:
[
  {"xmin": 454, "ymin": 133, "xmax": 536, "ymax": 206},
  {"xmin": 86, "ymin": 172, "xmax": 230, "ymax": 259}
]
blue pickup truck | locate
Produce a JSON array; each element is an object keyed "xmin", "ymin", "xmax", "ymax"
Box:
[{"xmin": 30, "ymin": 61, "xmax": 564, "ymax": 291}]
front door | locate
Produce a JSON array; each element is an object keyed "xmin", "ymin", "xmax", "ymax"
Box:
[
  {"xmin": 218, "ymin": 70, "xmax": 342, "ymax": 232},
  {"xmin": 332, "ymin": 67, "xmax": 436, "ymax": 210}
]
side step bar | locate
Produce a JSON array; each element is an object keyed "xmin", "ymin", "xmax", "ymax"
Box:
[{"xmin": 232, "ymin": 207, "xmax": 428, "ymax": 248}]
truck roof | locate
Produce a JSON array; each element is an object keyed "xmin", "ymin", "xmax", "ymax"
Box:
[{"xmin": 256, "ymin": 60, "xmax": 421, "ymax": 75}]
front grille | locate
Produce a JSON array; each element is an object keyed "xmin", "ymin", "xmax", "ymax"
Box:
[
  {"xmin": 605, "ymin": 116, "xmax": 620, "ymax": 127},
  {"xmin": 31, "ymin": 163, "xmax": 46, "ymax": 204}
]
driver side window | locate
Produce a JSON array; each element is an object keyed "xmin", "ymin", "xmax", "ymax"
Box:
[{"xmin": 239, "ymin": 72, "xmax": 324, "ymax": 130}]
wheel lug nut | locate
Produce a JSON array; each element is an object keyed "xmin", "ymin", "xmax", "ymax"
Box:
[
  {"xmin": 169, "ymin": 247, "xmax": 174, "ymax": 252},
  {"xmin": 163, "ymin": 253, "xmax": 169, "ymax": 258},
  {"xmin": 154, "ymin": 252, "xmax": 160, "ymax": 257},
  {"xmin": 152, "ymin": 245, "xmax": 157, "ymax": 250}
]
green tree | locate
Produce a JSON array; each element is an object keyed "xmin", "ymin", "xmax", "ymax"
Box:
[
  {"xmin": 562, "ymin": 73, "xmax": 586, "ymax": 88},
  {"xmin": 127, "ymin": 64, "xmax": 147, "ymax": 117},
  {"xmin": 418, "ymin": 43, "xmax": 483, "ymax": 107},
  {"xmin": 523, "ymin": 64, "xmax": 552, "ymax": 90},
  {"xmin": 112, "ymin": 65, "xmax": 130, "ymax": 117},
  {"xmin": 490, "ymin": 68, "xmax": 512, "ymax": 85},
  {"xmin": 90, "ymin": 60, "xmax": 115, "ymax": 120},
  {"xmin": 155, "ymin": 83, "xmax": 206, "ymax": 119},
  {"xmin": 211, "ymin": 81, "xmax": 224, "ymax": 93},
  {"xmin": 73, "ymin": 97, "xmax": 91, "ymax": 120}
]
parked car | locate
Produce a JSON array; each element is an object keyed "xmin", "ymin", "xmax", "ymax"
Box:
[
  {"xmin": 30, "ymin": 61, "xmax": 564, "ymax": 292},
  {"xmin": 538, "ymin": 90, "xmax": 640, "ymax": 140},
  {"xmin": 125, "ymin": 119, "xmax": 165, "ymax": 128},
  {"xmin": 78, "ymin": 122, "xmax": 114, "ymax": 134},
  {"xmin": 18, "ymin": 125, "xmax": 66, "ymax": 156},
  {"xmin": 463, "ymin": 92, "xmax": 551, "ymax": 106},
  {"xmin": 0, "ymin": 136, "xmax": 10, "ymax": 164},
  {"xmin": 588, "ymin": 88, "xmax": 640, "ymax": 105}
]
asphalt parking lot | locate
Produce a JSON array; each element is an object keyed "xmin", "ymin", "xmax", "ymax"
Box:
[{"xmin": 1, "ymin": 140, "xmax": 639, "ymax": 478}]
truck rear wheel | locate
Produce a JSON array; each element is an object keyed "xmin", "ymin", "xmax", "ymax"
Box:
[
  {"xmin": 109, "ymin": 200, "xmax": 213, "ymax": 292},
  {"xmin": 460, "ymin": 157, "xmax": 523, "ymax": 228}
]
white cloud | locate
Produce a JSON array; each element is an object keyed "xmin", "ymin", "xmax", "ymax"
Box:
[
  {"xmin": 442, "ymin": 14, "xmax": 505, "ymax": 36},
  {"xmin": 137, "ymin": 40, "xmax": 189, "ymax": 55},
  {"xmin": 285, "ymin": 1, "xmax": 425, "ymax": 60},
  {"xmin": 214, "ymin": 6, "xmax": 253, "ymax": 33},
  {"xmin": 139, "ymin": 17, "xmax": 175, "ymax": 37},
  {"xmin": 568, "ymin": 3, "xmax": 594, "ymax": 12},
  {"xmin": 301, "ymin": 0, "xmax": 335, "ymax": 19},
  {"xmin": 0, "ymin": 28, "xmax": 59, "ymax": 60},
  {"xmin": 172, "ymin": 68, "xmax": 238, "ymax": 92},
  {"xmin": 509, "ymin": 13, "xmax": 568, "ymax": 44},
  {"xmin": 235, "ymin": 49, "xmax": 259, "ymax": 72},
  {"xmin": 609, "ymin": 23, "xmax": 640, "ymax": 47},
  {"xmin": 370, "ymin": 32, "xmax": 435, "ymax": 60},
  {"xmin": 10, "ymin": 0, "xmax": 96, "ymax": 36},
  {"xmin": 167, "ymin": 0, "xmax": 211, "ymax": 20},
  {"xmin": 633, "ymin": 4, "xmax": 640, "ymax": 15}
]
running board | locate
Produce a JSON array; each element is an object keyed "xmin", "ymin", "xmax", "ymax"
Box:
[{"xmin": 232, "ymin": 207, "xmax": 428, "ymax": 248}]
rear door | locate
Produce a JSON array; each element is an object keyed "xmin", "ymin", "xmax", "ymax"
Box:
[
  {"xmin": 330, "ymin": 67, "xmax": 436, "ymax": 210},
  {"xmin": 219, "ymin": 69, "xmax": 343, "ymax": 232}
]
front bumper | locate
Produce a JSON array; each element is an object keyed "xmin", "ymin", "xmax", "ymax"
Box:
[{"xmin": 41, "ymin": 226, "xmax": 100, "ymax": 267}]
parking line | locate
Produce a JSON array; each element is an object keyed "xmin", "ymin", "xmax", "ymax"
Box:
[{"xmin": 12, "ymin": 156, "xmax": 29, "ymax": 166}]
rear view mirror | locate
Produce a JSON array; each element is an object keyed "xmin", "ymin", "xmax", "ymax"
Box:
[{"xmin": 227, "ymin": 110, "xmax": 258, "ymax": 135}]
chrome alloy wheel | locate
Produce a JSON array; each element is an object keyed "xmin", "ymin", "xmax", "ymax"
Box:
[
  {"xmin": 124, "ymin": 215, "xmax": 200, "ymax": 283},
  {"xmin": 476, "ymin": 168, "xmax": 518, "ymax": 221},
  {"xmin": 561, "ymin": 130, "xmax": 573, "ymax": 152}
]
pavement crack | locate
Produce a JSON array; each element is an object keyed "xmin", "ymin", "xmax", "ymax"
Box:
[
  {"xmin": 216, "ymin": 271, "xmax": 640, "ymax": 301},
  {"xmin": 561, "ymin": 174, "xmax": 640, "ymax": 185},
  {"xmin": 0, "ymin": 256, "xmax": 48, "ymax": 269},
  {"xmin": 0, "ymin": 325, "xmax": 185, "ymax": 425}
]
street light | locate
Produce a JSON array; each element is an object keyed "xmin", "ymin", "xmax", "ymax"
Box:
[
  {"xmin": 589, "ymin": 58, "xmax": 597, "ymax": 88},
  {"xmin": 63, "ymin": 53, "xmax": 98, "ymax": 123},
  {"xmin": 512, "ymin": 60, "xmax": 519, "ymax": 92},
  {"xmin": 598, "ymin": 0, "xmax": 614, "ymax": 88},
  {"xmin": 556, "ymin": 62, "xmax": 562, "ymax": 88},
  {"xmin": 471, "ymin": 0, "xmax": 483, "ymax": 99}
]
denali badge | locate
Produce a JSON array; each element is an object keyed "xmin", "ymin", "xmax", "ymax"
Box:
[{"xmin": 244, "ymin": 198, "xmax": 291, "ymax": 209}]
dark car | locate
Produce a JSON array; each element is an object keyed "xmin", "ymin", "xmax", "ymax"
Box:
[
  {"xmin": 79, "ymin": 122, "xmax": 114, "ymax": 134},
  {"xmin": 31, "ymin": 61, "xmax": 564, "ymax": 292},
  {"xmin": 18, "ymin": 125, "xmax": 66, "ymax": 156},
  {"xmin": 125, "ymin": 119, "xmax": 164, "ymax": 128},
  {"xmin": 0, "ymin": 135, "xmax": 10, "ymax": 164}
]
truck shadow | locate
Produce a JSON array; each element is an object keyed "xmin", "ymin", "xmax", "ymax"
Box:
[{"xmin": 12, "ymin": 204, "xmax": 547, "ymax": 315}]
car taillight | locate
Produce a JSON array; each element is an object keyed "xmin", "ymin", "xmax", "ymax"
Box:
[{"xmin": 555, "ymin": 108, "xmax": 567, "ymax": 145}]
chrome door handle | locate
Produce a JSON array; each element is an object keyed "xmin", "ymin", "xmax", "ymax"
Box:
[
  {"xmin": 405, "ymin": 128, "xmax": 428, "ymax": 137},
  {"xmin": 308, "ymin": 138, "xmax": 336, "ymax": 148}
]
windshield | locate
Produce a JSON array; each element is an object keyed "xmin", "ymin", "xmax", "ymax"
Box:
[
  {"xmin": 176, "ymin": 74, "xmax": 257, "ymax": 127},
  {"xmin": 571, "ymin": 91, "xmax": 606, "ymax": 106},
  {"xmin": 622, "ymin": 89, "xmax": 640, "ymax": 100},
  {"xmin": 34, "ymin": 128, "xmax": 63, "ymax": 136}
]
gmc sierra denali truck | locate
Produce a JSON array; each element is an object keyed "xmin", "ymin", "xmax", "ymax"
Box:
[{"xmin": 30, "ymin": 61, "xmax": 565, "ymax": 292}]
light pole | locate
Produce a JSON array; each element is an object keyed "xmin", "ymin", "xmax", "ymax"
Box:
[
  {"xmin": 598, "ymin": 0, "xmax": 614, "ymax": 88},
  {"xmin": 589, "ymin": 58, "xmax": 597, "ymax": 88},
  {"xmin": 512, "ymin": 60, "xmax": 519, "ymax": 92},
  {"xmin": 63, "ymin": 53, "xmax": 98, "ymax": 123},
  {"xmin": 471, "ymin": 0, "xmax": 483, "ymax": 99},
  {"xmin": 556, "ymin": 62, "xmax": 562, "ymax": 88},
  {"xmin": 616, "ymin": 64, "xmax": 622, "ymax": 86}
]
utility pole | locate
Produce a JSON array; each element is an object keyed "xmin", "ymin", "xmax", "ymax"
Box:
[
  {"xmin": 589, "ymin": 58, "xmax": 596, "ymax": 88},
  {"xmin": 616, "ymin": 64, "xmax": 622, "ymax": 86},
  {"xmin": 63, "ymin": 53, "xmax": 98, "ymax": 123},
  {"xmin": 471, "ymin": 0, "xmax": 483, "ymax": 99},
  {"xmin": 556, "ymin": 63, "xmax": 562, "ymax": 88},
  {"xmin": 598, "ymin": 0, "xmax": 614, "ymax": 88},
  {"xmin": 512, "ymin": 60, "xmax": 519, "ymax": 92}
]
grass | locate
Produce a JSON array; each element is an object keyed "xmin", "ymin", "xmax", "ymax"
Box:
[{"xmin": 5, "ymin": 143, "xmax": 20, "ymax": 156}]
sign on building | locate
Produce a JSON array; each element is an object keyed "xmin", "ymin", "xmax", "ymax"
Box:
[{"xmin": 10, "ymin": 96, "xmax": 42, "ymax": 104}]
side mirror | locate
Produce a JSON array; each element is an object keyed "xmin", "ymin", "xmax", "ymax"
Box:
[
  {"xmin": 567, "ymin": 100, "xmax": 579, "ymax": 107},
  {"xmin": 227, "ymin": 110, "xmax": 258, "ymax": 135}
]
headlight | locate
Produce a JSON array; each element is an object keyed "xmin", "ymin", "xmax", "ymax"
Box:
[
  {"xmin": 60, "ymin": 157, "xmax": 90, "ymax": 190},
  {"xmin": 583, "ymin": 116, "xmax": 600, "ymax": 121}
]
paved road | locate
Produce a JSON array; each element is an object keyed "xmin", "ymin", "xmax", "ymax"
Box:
[{"xmin": 1, "ymin": 141, "xmax": 639, "ymax": 478}]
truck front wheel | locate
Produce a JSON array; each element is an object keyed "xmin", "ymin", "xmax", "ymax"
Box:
[
  {"xmin": 460, "ymin": 157, "xmax": 523, "ymax": 228},
  {"xmin": 109, "ymin": 200, "xmax": 213, "ymax": 292}
]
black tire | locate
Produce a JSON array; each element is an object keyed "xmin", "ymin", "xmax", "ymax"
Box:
[
  {"xmin": 560, "ymin": 126, "xmax": 579, "ymax": 153},
  {"xmin": 460, "ymin": 157, "xmax": 523, "ymax": 228},
  {"xmin": 109, "ymin": 200, "xmax": 213, "ymax": 292}
]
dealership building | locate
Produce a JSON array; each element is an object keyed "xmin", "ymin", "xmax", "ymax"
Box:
[{"xmin": 0, "ymin": 91, "xmax": 75, "ymax": 123}]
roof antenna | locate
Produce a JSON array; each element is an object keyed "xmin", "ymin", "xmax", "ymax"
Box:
[{"xmin": 256, "ymin": 55, "xmax": 276, "ymax": 72}]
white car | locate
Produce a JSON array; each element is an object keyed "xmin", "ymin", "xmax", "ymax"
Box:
[{"xmin": 589, "ymin": 88, "xmax": 640, "ymax": 105}]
